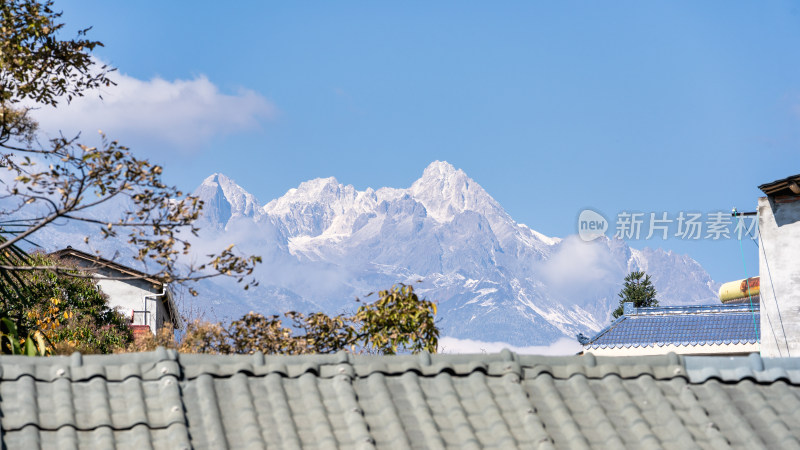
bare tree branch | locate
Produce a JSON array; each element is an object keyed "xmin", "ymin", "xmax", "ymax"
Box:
[{"xmin": 0, "ymin": 0, "xmax": 261, "ymax": 295}]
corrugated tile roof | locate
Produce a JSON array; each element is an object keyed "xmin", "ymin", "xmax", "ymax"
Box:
[
  {"xmin": 685, "ymin": 353, "xmax": 800, "ymax": 384},
  {"xmin": 2, "ymin": 348, "xmax": 800, "ymax": 449},
  {"xmin": 584, "ymin": 303, "xmax": 760, "ymax": 349}
]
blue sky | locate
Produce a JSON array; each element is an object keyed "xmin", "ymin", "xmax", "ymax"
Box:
[{"xmin": 49, "ymin": 1, "xmax": 800, "ymax": 284}]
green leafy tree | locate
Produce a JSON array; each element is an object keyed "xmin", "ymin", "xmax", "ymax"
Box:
[
  {"xmin": 0, "ymin": 253, "xmax": 131, "ymax": 354},
  {"xmin": 355, "ymin": 284, "xmax": 439, "ymax": 354},
  {"xmin": 131, "ymin": 285, "xmax": 440, "ymax": 355},
  {"xmin": 612, "ymin": 271, "xmax": 658, "ymax": 318},
  {"xmin": 0, "ymin": 317, "xmax": 49, "ymax": 356}
]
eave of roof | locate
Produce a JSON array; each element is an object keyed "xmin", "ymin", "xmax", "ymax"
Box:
[
  {"xmin": 623, "ymin": 303, "xmax": 759, "ymax": 316},
  {"xmin": 49, "ymin": 247, "xmax": 163, "ymax": 285},
  {"xmin": 759, "ymin": 173, "xmax": 800, "ymax": 196}
]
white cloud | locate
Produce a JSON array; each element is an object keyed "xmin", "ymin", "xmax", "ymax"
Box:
[
  {"xmin": 30, "ymin": 71, "xmax": 275, "ymax": 150},
  {"xmin": 535, "ymin": 235, "xmax": 622, "ymax": 303},
  {"xmin": 438, "ymin": 336, "xmax": 582, "ymax": 355}
]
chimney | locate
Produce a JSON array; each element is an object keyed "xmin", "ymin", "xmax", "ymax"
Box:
[
  {"xmin": 623, "ymin": 302, "xmax": 635, "ymax": 315},
  {"xmin": 758, "ymin": 174, "xmax": 800, "ymax": 357}
]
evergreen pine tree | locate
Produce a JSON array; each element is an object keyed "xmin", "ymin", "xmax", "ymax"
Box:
[{"xmin": 612, "ymin": 271, "xmax": 658, "ymax": 318}]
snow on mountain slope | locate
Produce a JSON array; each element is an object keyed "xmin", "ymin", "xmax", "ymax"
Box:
[
  {"xmin": 25, "ymin": 161, "xmax": 719, "ymax": 346},
  {"xmin": 409, "ymin": 161, "xmax": 499, "ymax": 223},
  {"xmin": 180, "ymin": 161, "xmax": 719, "ymax": 345},
  {"xmin": 194, "ymin": 173, "xmax": 261, "ymax": 228}
]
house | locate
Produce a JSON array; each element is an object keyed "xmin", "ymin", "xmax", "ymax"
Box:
[
  {"xmin": 49, "ymin": 247, "xmax": 181, "ymax": 335},
  {"xmin": 1, "ymin": 348, "xmax": 799, "ymax": 448},
  {"xmin": 580, "ymin": 302, "xmax": 759, "ymax": 356},
  {"xmin": 578, "ymin": 276, "xmax": 761, "ymax": 356},
  {"xmin": 757, "ymin": 173, "xmax": 800, "ymax": 357},
  {"xmin": 581, "ymin": 172, "xmax": 800, "ymax": 358}
]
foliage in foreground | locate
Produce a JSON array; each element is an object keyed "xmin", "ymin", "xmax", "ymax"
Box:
[
  {"xmin": 611, "ymin": 270, "xmax": 658, "ymax": 318},
  {"xmin": 0, "ymin": 253, "xmax": 132, "ymax": 355},
  {"xmin": 129, "ymin": 285, "xmax": 439, "ymax": 355},
  {"xmin": 0, "ymin": 0, "xmax": 260, "ymax": 354},
  {"xmin": 1, "ymin": 255, "xmax": 438, "ymax": 356},
  {"xmin": 0, "ymin": 317, "xmax": 49, "ymax": 356}
]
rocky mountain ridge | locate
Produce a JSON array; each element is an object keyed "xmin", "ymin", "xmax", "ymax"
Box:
[{"xmin": 186, "ymin": 161, "xmax": 718, "ymax": 345}]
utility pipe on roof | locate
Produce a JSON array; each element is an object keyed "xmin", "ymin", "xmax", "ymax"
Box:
[{"xmin": 143, "ymin": 287, "xmax": 167, "ymax": 333}]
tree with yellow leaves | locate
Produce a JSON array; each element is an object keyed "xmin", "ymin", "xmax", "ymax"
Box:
[{"xmin": 3, "ymin": 253, "xmax": 131, "ymax": 354}]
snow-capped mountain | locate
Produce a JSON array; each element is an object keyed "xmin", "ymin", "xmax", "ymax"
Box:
[
  {"xmin": 182, "ymin": 161, "xmax": 718, "ymax": 346},
  {"xmin": 193, "ymin": 173, "xmax": 262, "ymax": 227}
]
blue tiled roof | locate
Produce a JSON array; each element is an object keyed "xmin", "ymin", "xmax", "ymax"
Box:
[{"xmin": 586, "ymin": 303, "xmax": 760, "ymax": 349}]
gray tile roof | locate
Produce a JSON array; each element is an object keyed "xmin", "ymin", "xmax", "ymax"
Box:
[
  {"xmin": 2, "ymin": 348, "xmax": 800, "ymax": 449},
  {"xmin": 584, "ymin": 303, "xmax": 760, "ymax": 349}
]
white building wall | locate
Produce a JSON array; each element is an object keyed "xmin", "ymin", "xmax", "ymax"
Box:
[
  {"xmin": 94, "ymin": 277, "xmax": 166, "ymax": 335},
  {"xmin": 758, "ymin": 196, "xmax": 800, "ymax": 357},
  {"xmin": 65, "ymin": 259, "xmax": 167, "ymax": 335}
]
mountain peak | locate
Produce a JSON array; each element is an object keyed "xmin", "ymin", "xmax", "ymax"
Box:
[
  {"xmin": 420, "ymin": 160, "xmax": 464, "ymax": 182},
  {"xmin": 264, "ymin": 177, "xmax": 342, "ymax": 213},
  {"xmin": 198, "ymin": 173, "xmax": 247, "ymax": 197},
  {"xmin": 295, "ymin": 176, "xmax": 340, "ymax": 194},
  {"xmin": 202, "ymin": 172, "xmax": 226, "ymax": 185},
  {"xmin": 262, "ymin": 176, "xmax": 376, "ymax": 237},
  {"xmin": 194, "ymin": 173, "xmax": 261, "ymax": 226},
  {"xmin": 410, "ymin": 161, "xmax": 498, "ymax": 223}
]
